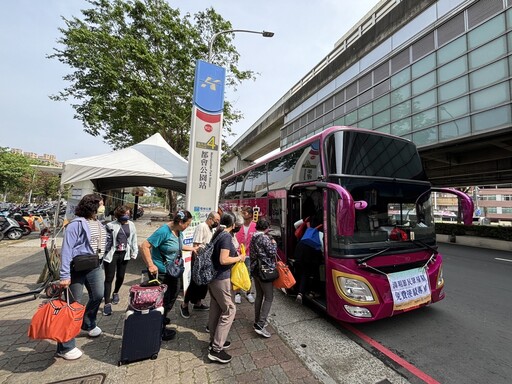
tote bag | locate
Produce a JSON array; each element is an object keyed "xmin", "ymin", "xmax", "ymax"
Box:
[
  {"xmin": 28, "ymin": 288, "xmax": 85, "ymax": 343},
  {"xmin": 273, "ymin": 260, "xmax": 296, "ymax": 289},
  {"xmin": 231, "ymin": 260, "xmax": 251, "ymax": 291}
]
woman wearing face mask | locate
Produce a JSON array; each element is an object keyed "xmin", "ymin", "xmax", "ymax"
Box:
[{"xmin": 102, "ymin": 205, "xmax": 138, "ymax": 316}]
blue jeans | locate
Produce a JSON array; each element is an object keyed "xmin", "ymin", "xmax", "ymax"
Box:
[{"xmin": 56, "ymin": 265, "xmax": 105, "ymax": 354}]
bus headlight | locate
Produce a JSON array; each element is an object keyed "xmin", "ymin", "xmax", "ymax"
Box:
[
  {"xmin": 337, "ymin": 276, "xmax": 375, "ymax": 302},
  {"xmin": 436, "ymin": 266, "xmax": 444, "ymax": 288}
]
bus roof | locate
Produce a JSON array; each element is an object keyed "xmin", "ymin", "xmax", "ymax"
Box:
[{"xmin": 223, "ymin": 126, "xmax": 415, "ymax": 181}]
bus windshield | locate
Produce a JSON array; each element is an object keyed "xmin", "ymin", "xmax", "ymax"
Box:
[
  {"xmin": 328, "ymin": 179, "xmax": 435, "ymax": 257},
  {"xmin": 325, "ymin": 130, "xmax": 426, "ymax": 180}
]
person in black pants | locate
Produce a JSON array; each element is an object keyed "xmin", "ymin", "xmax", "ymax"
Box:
[
  {"xmin": 179, "ymin": 211, "xmax": 220, "ymax": 318},
  {"xmin": 102, "ymin": 205, "xmax": 138, "ymax": 316},
  {"xmin": 140, "ymin": 210, "xmax": 199, "ymax": 341}
]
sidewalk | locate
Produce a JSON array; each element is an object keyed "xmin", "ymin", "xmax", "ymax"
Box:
[
  {"xmin": 0, "ymin": 214, "xmax": 322, "ymax": 384},
  {"xmin": 0, "ymin": 211, "xmax": 407, "ymax": 384}
]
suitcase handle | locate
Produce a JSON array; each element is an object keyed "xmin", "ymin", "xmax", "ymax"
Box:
[{"xmin": 141, "ymin": 269, "xmax": 160, "ymax": 286}]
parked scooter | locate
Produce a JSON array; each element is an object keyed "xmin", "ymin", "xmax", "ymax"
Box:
[
  {"xmin": 0, "ymin": 216, "xmax": 23, "ymax": 240},
  {"xmin": 11, "ymin": 213, "xmax": 32, "ymax": 236}
]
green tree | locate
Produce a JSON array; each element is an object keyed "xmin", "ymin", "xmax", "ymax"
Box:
[
  {"xmin": 49, "ymin": 0, "xmax": 253, "ymax": 156},
  {"xmin": 0, "ymin": 148, "xmax": 33, "ymax": 201}
]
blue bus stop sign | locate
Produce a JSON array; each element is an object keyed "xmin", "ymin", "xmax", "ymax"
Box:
[{"xmin": 193, "ymin": 60, "xmax": 226, "ymax": 113}]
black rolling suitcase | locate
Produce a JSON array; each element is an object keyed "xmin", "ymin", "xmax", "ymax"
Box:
[
  {"xmin": 118, "ymin": 272, "xmax": 167, "ymax": 366},
  {"xmin": 118, "ymin": 306, "xmax": 164, "ymax": 366}
]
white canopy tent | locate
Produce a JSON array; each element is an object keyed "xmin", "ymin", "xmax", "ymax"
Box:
[{"xmin": 61, "ymin": 133, "xmax": 188, "ymax": 193}]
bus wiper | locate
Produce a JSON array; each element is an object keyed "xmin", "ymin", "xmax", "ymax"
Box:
[
  {"xmin": 411, "ymin": 239, "xmax": 438, "ymax": 254},
  {"xmin": 356, "ymin": 248, "xmax": 391, "ymax": 265}
]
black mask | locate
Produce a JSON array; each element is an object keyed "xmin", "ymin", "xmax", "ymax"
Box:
[
  {"xmin": 232, "ymin": 226, "xmax": 241, "ymax": 233},
  {"xmin": 211, "ymin": 222, "xmax": 219, "ymax": 229}
]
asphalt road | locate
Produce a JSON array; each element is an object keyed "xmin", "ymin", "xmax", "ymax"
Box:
[{"xmin": 348, "ymin": 243, "xmax": 512, "ymax": 384}]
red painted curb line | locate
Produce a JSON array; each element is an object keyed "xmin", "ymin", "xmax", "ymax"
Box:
[{"xmin": 341, "ymin": 323, "xmax": 441, "ymax": 384}]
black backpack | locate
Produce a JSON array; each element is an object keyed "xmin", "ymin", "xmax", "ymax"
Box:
[{"xmin": 192, "ymin": 232, "xmax": 227, "ymax": 285}]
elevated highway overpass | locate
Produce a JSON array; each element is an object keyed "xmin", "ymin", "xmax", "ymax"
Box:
[{"xmin": 222, "ymin": 0, "xmax": 512, "ymax": 188}]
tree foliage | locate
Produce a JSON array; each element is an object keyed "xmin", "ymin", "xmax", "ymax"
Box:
[
  {"xmin": 0, "ymin": 148, "xmax": 33, "ymax": 198},
  {"xmin": 49, "ymin": 0, "xmax": 255, "ymax": 156}
]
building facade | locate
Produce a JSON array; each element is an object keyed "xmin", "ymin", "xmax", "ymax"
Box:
[{"xmin": 281, "ymin": 0, "xmax": 511, "ymax": 153}]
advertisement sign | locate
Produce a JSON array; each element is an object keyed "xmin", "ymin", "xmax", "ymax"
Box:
[
  {"xmin": 387, "ymin": 267, "xmax": 431, "ymax": 311},
  {"xmin": 183, "ymin": 60, "xmax": 226, "ymax": 290}
]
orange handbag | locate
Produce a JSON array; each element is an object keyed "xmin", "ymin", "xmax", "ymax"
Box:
[
  {"xmin": 273, "ymin": 260, "xmax": 296, "ymax": 289},
  {"xmin": 28, "ymin": 288, "xmax": 85, "ymax": 343}
]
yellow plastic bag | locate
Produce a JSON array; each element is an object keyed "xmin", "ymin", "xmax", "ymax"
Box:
[{"xmin": 231, "ymin": 261, "xmax": 251, "ymax": 291}]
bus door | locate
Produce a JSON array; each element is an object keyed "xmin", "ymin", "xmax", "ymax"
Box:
[{"xmin": 289, "ymin": 183, "xmax": 327, "ymax": 308}]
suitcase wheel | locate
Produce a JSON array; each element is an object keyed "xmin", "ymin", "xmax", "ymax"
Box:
[{"xmin": 151, "ymin": 353, "xmax": 158, "ymax": 360}]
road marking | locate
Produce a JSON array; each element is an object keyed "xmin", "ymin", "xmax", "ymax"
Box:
[
  {"xmin": 341, "ymin": 323, "xmax": 441, "ymax": 384},
  {"xmin": 495, "ymin": 258, "xmax": 512, "ymax": 263}
]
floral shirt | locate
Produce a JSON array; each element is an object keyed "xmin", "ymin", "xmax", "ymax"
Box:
[{"xmin": 249, "ymin": 231, "xmax": 277, "ymax": 275}]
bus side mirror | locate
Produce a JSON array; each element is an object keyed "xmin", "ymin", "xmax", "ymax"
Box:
[{"xmin": 354, "ymin": 200, "xmax": 368, "ymax": 210}]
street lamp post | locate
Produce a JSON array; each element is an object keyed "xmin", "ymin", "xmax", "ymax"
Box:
[
  {"xmin": 184, "ymin": 27, "xmax": 274, "ymax": 293},
  {"xmin": 208, "ymin": 29, "xmax": 274, "ymax": 62}
]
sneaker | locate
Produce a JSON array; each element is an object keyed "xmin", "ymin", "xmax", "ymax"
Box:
[
  {"xmin": 296, "ymin": 293, "xmax": 303, "ymax": 304},
  {"xmin": 208, "ymin": 349, "xmax": 232, "ymax": 364},
  {"xmin": 112, "ymin": 293, "xmax": 120, "ymax": 305},
  {"xmin": 234, "ymin": 293, "xmax": 241, "ymax": 304},
  {"xmin": 103, "ymin": 303, "xmax": 112, "ymax": 316},
  {"xmin": 192, "ymin": 303, "xmax": 210, "ymax": 311},
  {"xmin": 180, "ymin": 305, "xmax": 190, "ymax": 319},
  {"xmin": 254, "ymin": 323, "xmax": 271, "ymax": 338},
  {"xmin": 162, "ymin": 329, "xmax": 177, "ymax": 341},
  {"xmin": 56, "ymin": 347, "xmax": 83, "ymax": 360},
  {"xmin": 208, "ymin": 341, "xmax": 231, "ymax": 351},
  {"xmin": 246, "ymin": 293, "xmax": 255, "ymax": 304},
  {"xmin": 88, "ymin": 326, "xmax": 102, "ymax": 337}
]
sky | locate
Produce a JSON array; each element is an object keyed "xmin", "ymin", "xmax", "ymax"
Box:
[{"xmin": 0, "ymin": 0, "xmax": 379, "ymax": 162}]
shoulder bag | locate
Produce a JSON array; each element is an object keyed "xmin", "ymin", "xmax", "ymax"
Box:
[
  {"xmin": 164, "ymin": 232, "xmax": 184, "ymax": 278},
  {"xmin": 272, "ymin": 253, "xmax": 296, "ymax": 289},
  {"xmin": 72, "ymin": 220, "xmax": 102, "ymax": 272},
  {"xmin": 256, "ymin": 234, "xmax": 279, "ymax": 282}
]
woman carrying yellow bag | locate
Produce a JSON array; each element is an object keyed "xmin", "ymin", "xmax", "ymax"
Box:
[{"xmin": 231, "ymin": 244, "xmax": 251, "ymax": 291}]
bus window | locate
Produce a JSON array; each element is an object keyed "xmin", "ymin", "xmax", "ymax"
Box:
[
  {"xmin": 268, "ymin": 198, "xmax": 284, "ymax": 250},
  {"xmin": 221, "ymin": 174, "xmax": 244, "ymax": 200},
  {"xmin": 267, "ymin": 149, "xmax": 302, "ymax": 191},
  {"xmin": 292, "ymin": 140, "xmax": 322, "ymax": 183},
  {"xmin": 243, "ymin": 164, "xmax": 267, "ymax": 198}
]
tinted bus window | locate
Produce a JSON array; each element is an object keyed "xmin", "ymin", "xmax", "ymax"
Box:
[
  {"xmin": 267, "ymin": 150, "xmax": 302, "ymax": 191},
  {"xmin": 243, "ymin": 164, "xmax": 268, "ymax": 198},
  {"xmin": 325, "ymin": 131, "xmax": 426, "ymax": 180},
  {"xmin": 221, "ymin": 175, "xmax": 244, "ymax": 200}
]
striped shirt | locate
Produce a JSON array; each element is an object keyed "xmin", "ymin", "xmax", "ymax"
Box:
[{"xmin": 87, "ymin": 219, "xmax": 106, "ymax": 258}]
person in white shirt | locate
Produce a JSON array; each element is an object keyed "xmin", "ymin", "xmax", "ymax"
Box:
[{"xmin": 179, "ymin": 211, "xmax": 220, "ymax": 319}]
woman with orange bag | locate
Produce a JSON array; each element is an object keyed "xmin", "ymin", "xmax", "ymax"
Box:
[{"xmin": 249, "ymin": 218, "xmax": 277, "ymax": 338}]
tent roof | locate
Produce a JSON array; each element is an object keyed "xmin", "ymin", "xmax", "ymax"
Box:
[{"xmin": 61, "ymin": 133, "xmax": 188, "ymax": 193}]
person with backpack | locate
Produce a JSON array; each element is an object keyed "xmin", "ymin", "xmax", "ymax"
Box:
[
  {"xmin": 179, "ymin": 211, "xmax": 220, "ymax": 319},
  {"xmin": 207, "ymin": 212, "xmax": 247, "ymax": 364}
]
